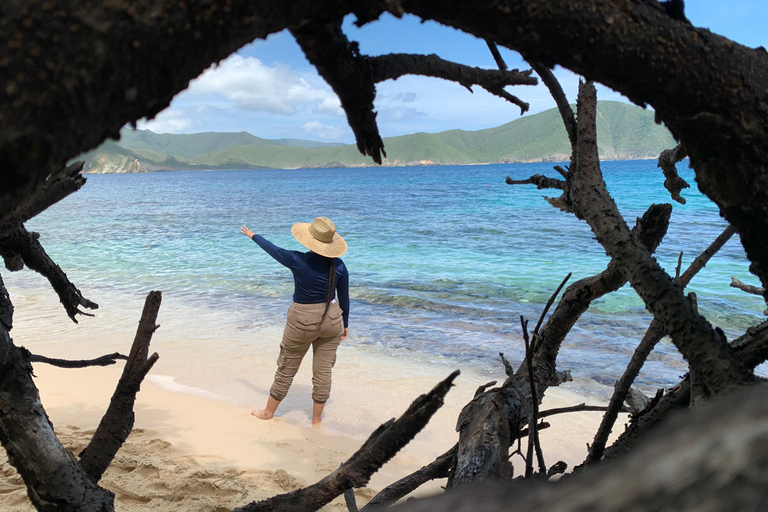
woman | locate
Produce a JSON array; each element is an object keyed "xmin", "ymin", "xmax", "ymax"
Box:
[{"xmin": 240, "ymin": 217, "xmax": 349, "ymax": 424}]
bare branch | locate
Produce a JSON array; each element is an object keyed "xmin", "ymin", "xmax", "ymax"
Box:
[
  {"xmin": 290, "ymin": 19, "xmax": 385, "ymax": 164},
  {"xmin": 27, "ymin": 351, "xmax": 128, "ymax": 369},
  {"xmin": 730, "ymin": 276, "xmax": 765, "ymax": 296},
  {"xmin": 0, "ymin": 226, "xmax": 98, "ymax": 322},
  {"xmin": 345, "ymin": 488, "xmax": 359, "ymax": 512},
  {"xmin": 569, "ymin": 80, "xmax": 752, "ymax": 400},
  {"xmin": 538, "ymin": 404, "xmax": 625, "ymax": 418},
  {"xmin": 390, "ymin": 384, "xmax": 768, "ymax": 512},
  {"xmin": 79, "ymin": 291, "xmax": 161, "ymax": 482},
  {"xmin": 525, "ymin": 59, "xmax": 577, "ymax": 149},
  {"xmin": 517, "ymin": 203, "xmax": 672, "ymax": 395},
  {"xmin": 521, "ymin": 317, "xmax": 546, "ymax": 477},
  {"xmin": 589, "ymin": 224, "xmax": 738, "ymax": 462},
  {"xmin": 0, "ymin": 162, "xmax": 86, "ymax": 237},
  {"xmin": 505, "ymin": 174, "xmax": 565, "ymax": 191},
  {"xmin": 369, "ymin": 53, "xmax": 536, "ymax": 114},
  {"xmin": 0, "ymin": 280, "xmax": 114, "ymax": 509},
  {"xmin": 533, "ymin": 273, "xmax": 571, "ymax": 337},
  {"xmin": 237, "ymin": 371, "xmax": 459, "ymax": 512},
  {"xmin": 484, "ymin": 40, "xmax": 508, "ymax": 71},
  {"xmin": 360, "ymin": 446, "xmax": 455, "ymax": 511},
  {"xmin": 657, "ymin": 143, "xmax": 690, "ymax": 204}
]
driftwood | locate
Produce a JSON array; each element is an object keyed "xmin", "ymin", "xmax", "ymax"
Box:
[
  {"xmin": 0, "ymin": 288, "xmax": 162, "ymax": 511},
  {"xmin": 79, "ymin": 291, "xmax": 161, "ymax": 482},
  {"xmin": 359, "ymin": 447, "xmax": 456, "ymax": 511},
  {"xmin": 389, "ymin": 383, "xmax": 768, "ymax": 512},
  {"xmin": 657, "ymin": 143, "xmax": 690, "ymax": 204},
  {"xmin": 28, "ymin": 351, "xmax": 128, "ymax": 368},
  {"xmin": 0, "ymin": 226, "xmax": 98, "ymax": 322},
  {"xmin": 587, "ymin": 225, "xmax": 738, "ymax": 462},
  {"xmin": 235, "ymin": 371, "xmax": 459, "ymax": 512}
]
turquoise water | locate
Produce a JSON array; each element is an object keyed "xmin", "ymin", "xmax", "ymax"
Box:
[{"xmin": 7, "ymin": 161, "xmax": 765, "ymax": 396}]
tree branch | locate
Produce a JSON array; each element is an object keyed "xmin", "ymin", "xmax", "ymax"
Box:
[
  {"xmin": 505, "ymin": 174, "xmax": 565, "ymax": 191},
  {"xmin": 484, "ymin": 40, "xmax": 508, "ymax": 71},
  {"xmin": 388, "ymin": 384, "xmax": 768, "ymax": 512},
  {"xmin": 730, "ymin": 277, "xmax": 765, "ymax": 296},
  {"xmin": 525, "ymin": 59, "xmax": 577, "ymax": 150},
  {"xmin": 657, "ymin": 143, "xmax": 690, "ymax": 204},
  {"xmin": 0, "ymin": 226, "xmax": 98, "ymax": 322},
  {"xmin": 27, "ymin": 351, "xmax": 128, "ymax": 369},
  {"xmin": 568, "ymin": 80, "xmax": 753, "ymax": 400},
  {"xmin": 369, "ymin": 53, "xmax": 536, "ymax": 114},
  {"xmin": 236, "ymin": 371, "xmax": 459, "ymax": 512},
  {"xmin": 78, "ymin": 291, "xmax": 161, "ymax": 482},
  {"xmin": 360, "ymin": 446, "xmax": 456, "ymax": 511},
  {"xmin": 516, "ymin": 203, "xmax": 672, "ymax": 395},
  {"xmin": 0, "ymin": 162, "xmax": 86, "ymax": 237},
  {"xmin": 588, "ymin": 224, "xmax": 737, "ymax": 462},
  {"xmin": 0, "ymin": 281, "xmax": 114, "ymax": 510}
]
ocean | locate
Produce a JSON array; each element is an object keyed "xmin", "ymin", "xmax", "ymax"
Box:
[{"xmin": 5, "ymin": 161, "xmax": 764, "ymax": 432}]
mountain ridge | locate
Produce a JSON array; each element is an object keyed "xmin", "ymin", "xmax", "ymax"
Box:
[{"xmin": 80, "ymin": 101, "xmax": 675, "ymax": 173}]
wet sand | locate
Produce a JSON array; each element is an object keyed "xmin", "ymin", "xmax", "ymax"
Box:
[{"xmin": 1, "ymin": 285, "xmax": 627, "ymax": 510}]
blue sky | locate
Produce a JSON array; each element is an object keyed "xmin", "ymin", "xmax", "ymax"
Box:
[{"xmin": 138, "ymin": 2, "xmax": 768, "ymax": 143}]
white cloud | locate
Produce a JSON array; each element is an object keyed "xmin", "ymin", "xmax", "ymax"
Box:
[
  {"xmin": 301, "ymin": 121, "xmax": 346, "ymax": 140},
  {"xmin": 137, "ymin": 109, "xmax": 201, "ymax": 133},
  {"xmin": 188, "ymin": 55, "xmax": 342, "ymax": 116}
]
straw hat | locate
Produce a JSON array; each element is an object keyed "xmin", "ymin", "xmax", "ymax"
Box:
[{"xmin": 291, "ymin": 217, "xmax": 347, "ymax": 258}]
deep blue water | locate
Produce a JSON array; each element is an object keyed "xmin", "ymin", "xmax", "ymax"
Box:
[{"xmin": 9, "ymin": 161, "xmax": 766, "ymax": 396}]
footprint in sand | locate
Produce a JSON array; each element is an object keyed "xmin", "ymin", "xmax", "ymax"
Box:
[{"xmin": 275, "ymin": 442, "xmax": 304, "ymax": 453}]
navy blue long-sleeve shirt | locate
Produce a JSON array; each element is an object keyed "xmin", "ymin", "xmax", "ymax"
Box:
[{"xmin": 251, "ymin": 235, "xmax": 350, "ymax": 327}]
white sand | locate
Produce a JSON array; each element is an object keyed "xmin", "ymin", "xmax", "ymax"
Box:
[{"xmin": 1, "ymin": 285, "xmax": 627, "ymax": 510}]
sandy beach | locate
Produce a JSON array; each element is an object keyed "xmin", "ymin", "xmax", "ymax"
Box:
[{"xmin": 1, "ymin": 285, "xmax": 627, "ymax": 511}]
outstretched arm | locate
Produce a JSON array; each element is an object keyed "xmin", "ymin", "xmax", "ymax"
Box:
[{"xmin": 240, "ymin": 225, "xmax": 295, "ymax": 268}]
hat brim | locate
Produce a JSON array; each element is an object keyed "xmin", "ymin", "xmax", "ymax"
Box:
[{"xmin": 291, "ymin": 223, "xmax": 347, "ymax": 258}]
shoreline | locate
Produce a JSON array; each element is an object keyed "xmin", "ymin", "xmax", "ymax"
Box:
[
  {"xmin": 2, "ymin": 284, "xmax": 629, "ymax": 510},
  {"xmin": 81, "ymin": 156, "xmax": 658, "ymax": 175}
]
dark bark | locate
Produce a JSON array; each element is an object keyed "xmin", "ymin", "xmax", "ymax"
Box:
[
  {"xmin": 290, "ymin": 19, "xmax": 536, "ymax": 165},
  {"xmin": 730, "ymin": 277, "xmax": 764, "ymax": 296},
  {"xmin": 657, "ymin": 143, "xmax": 690, "ymax": 204},
  {"xmin": 236, "ymin": 371, "xmax": 459, "ymax": 512},
  {"xmin": 0, "ymin": 226, "xmax": 98, "ymax": 322},
  {"xmin": 0, "ymin": 282, "xmax": 114, "ymax": 511},
  {"xmin": 28, "ymin": 351, "xmax": 128, "ymax": 369},
  {"xmin": 568, "ymin": 80, "xmax": 753, "ymax": 400},
  {"xmin": 505, "ymin": 174, "xmax": 565, "ymax": 191},
  {"xmin": 390, "ymin": 383, "xmax": 768, "ymax": 512},
  {"xmin": 447, "ymin": 370, "xmax": 525, "ymax": 488},
  {"xmin": 604, "ymin": 316, "xmax": 768, "ymax": 460},
  {"xmin": 516, "ymin": 203, "xmax": 672, "ymax": 396},
  {"xmin": 360, "ymin": 447, "xmax": 455, "ymax": 511},
  {"xmin": 0, "ymin": 162, "xmax": 86, "ymax": 237},
  {"xmin": 368, "ymin": 53, "xmax": 535, "ymax": 113},
  {"xmin": 525, "ymin": 60, "xmax": 577, "ymax": 150},
  {"xmin": 588, "ymin": 224, "xmax": 737, "ymax": 462},
  {"xmin": 78, "ymin": 291, "xmax": 161, "ymax": 482}
]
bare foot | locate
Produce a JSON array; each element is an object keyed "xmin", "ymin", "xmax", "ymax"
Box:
[{"xmin": 251, "ymin": 409, "xmax": 274, "ymax": 420}]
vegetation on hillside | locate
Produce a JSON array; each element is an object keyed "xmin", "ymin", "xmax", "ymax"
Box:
[{"xmin": 82, "ymin": 101, "xmax": 675, "ymax": 173}]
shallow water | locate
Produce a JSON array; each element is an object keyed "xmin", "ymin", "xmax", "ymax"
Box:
[{"xmin": 4, "ymin": 161, "xmax": 765, "ymax": 417}]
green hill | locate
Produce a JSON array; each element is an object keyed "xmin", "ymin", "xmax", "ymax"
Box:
[{"xmin": 81, "ymin": 101, "xmax": 675, "ymax": 173}]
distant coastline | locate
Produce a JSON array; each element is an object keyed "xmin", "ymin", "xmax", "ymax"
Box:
[
  {"xmin": 81, "ymin": 155, "xmax": 659, "ymax": 174},
  {"xmin": 79, "ymin": 101, "xmax": 674, "ymax": 174}
]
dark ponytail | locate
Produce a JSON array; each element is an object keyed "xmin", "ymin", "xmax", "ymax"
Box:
[{"xmin": 321, "ymin": 259, "xmax": 336, "ymax": 321}]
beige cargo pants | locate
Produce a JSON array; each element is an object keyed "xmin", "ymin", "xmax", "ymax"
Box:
[{"xmin": 269, "ymin": 301, "xmax": 344, "ymax": 404}]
